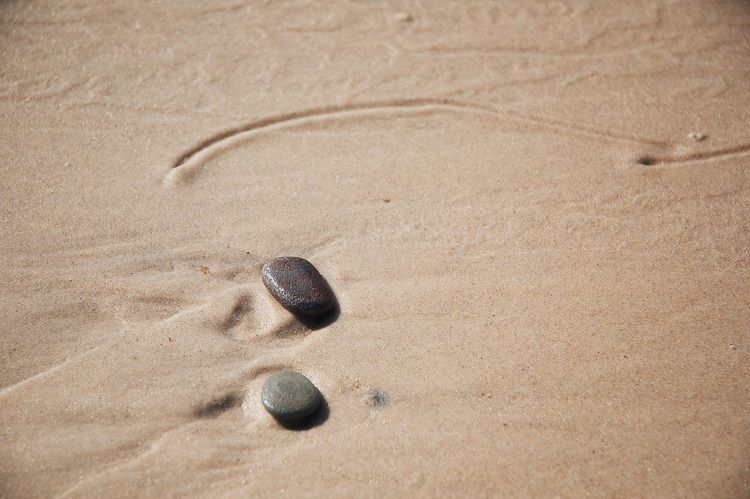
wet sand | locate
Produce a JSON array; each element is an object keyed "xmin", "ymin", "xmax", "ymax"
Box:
[{"xmin": 1, "ymin": 1, "xmax": 749, "ymax": 496}]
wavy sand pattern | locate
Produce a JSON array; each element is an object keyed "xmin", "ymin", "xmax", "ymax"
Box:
[
  {"xmin": 166, "ymin": 99, "xmax": 750, "ymax": 187},
  {"xmin": 1, "ymin": 1, "xmax": 749, "ymax": 497}
]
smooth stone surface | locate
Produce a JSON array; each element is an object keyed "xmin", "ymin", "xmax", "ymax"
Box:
[
  {"xmin": 261, "ymin": 371, "xmax": 321, "ymax": 422},
  {"xmin": 261, "ymin": 257, "xmax": 335, "ymax": 316}
]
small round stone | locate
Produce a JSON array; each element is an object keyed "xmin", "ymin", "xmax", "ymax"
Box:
[
  {"xmin": 261, "ymin": 257, "xmax": 335, "ymax": 316},
  {"xmin": 261, "ymin": 370, "xmax": 321, "ymax": 422}
]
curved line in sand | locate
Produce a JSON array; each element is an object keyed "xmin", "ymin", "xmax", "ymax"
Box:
[
  {"xmin": 165, "ymin": 99, "xmax": 747, "ymax": 186},
  {"xmin": 164, "ymin": 98, "xmax": 497, "ymax": 186},
  {"xmin": 637, "ymin": 142, "xmax": 750, "ymax": 166}
]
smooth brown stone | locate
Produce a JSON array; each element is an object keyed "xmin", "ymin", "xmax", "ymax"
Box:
[{"xmin": 261, "ymin": 257, "xmax": 335, "ymax": 316}]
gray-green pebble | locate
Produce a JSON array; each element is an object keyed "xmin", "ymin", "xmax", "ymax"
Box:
[{"xmin": 261, "ymin": 370, "xmax": 321, "ymax": 422}]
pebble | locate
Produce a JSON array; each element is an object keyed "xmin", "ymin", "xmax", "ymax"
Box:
[
  {"xmin": 261, "ymin": 371, "xmax": 321, "ymax": 422},
  {"xmin": 261, "ymin": 257, "xmax": 335, "ymax": 316}
]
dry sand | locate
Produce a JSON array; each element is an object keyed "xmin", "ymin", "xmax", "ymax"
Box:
[{"xmin": 1, "ymin": 1, "xmax": 749, "ymax": 497}]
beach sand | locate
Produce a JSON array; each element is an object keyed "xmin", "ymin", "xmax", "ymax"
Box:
[{"xmin": 1, "ymin": 1, "xmax": 749, "ymax": 496}]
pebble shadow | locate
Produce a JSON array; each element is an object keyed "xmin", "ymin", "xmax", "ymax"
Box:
[
  {"xmin": 276, "ymin": 394, "xmax": 330, "ymax": 431},
  {"xmin": 294, "ymin": 301, "xmax": 340, "ymax": 331}
]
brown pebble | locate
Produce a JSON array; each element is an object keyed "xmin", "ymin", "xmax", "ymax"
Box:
[{"xmin": 261, "ymin": 257, "xmax": 335, "ymax": 316}]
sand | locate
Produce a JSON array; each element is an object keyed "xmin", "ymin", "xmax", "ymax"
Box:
[{"xmin": 1, "ymin": 1, "xmax": 749, "ymax": 496}]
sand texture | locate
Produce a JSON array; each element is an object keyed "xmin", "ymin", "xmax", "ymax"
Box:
[{"xmin": 1, "ymin": 1, "xmax": 749, "ymax": 497}]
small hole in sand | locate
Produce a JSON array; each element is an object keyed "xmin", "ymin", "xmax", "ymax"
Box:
[
  {"xmin": 364, "ymin": 388, "xmax": 389, "ymax": 408},
  {"xmin": 637, "ymin": 156, "xmax": 656, "ymax": 166}
]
